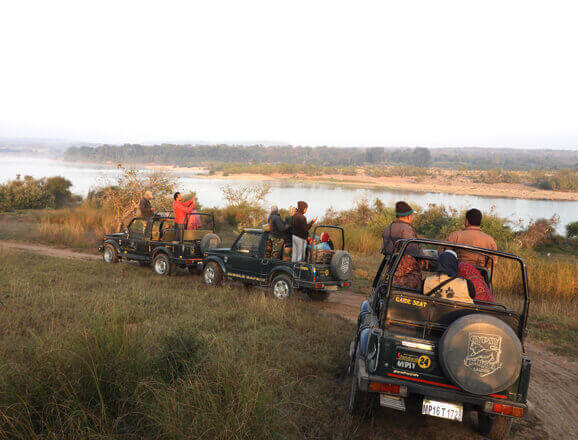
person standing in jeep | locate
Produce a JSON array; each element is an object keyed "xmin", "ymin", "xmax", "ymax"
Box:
[
  {"xmin": 137, "ymin": 191, "xmax": 155, "ymax": 217},
  {"xmin": 291, "ymin": 201, "xmax": 317, "ymax": 262},
  {"xmin": 173, "ymin": 192, "xmax": 196, "ymax": 240},
  {"xmin": 380, "ymin": 201, "xmax": 420, "ymax": 256},
  {"xmin": 445, "ymin": 208, "xmax": 498, "ymax": 268},
  {"xmin": 268, "ymin": 205, "xmax": 287, "ymax": 259}
]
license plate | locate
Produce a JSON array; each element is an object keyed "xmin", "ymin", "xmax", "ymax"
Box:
[{"xmin": 422, "ymin": 399, "xmax": 463, "ymax": 422}]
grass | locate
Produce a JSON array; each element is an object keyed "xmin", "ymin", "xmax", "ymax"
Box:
[{"xmin": 0, "ymin": 249, "xmax": 358, "ymax": 439}]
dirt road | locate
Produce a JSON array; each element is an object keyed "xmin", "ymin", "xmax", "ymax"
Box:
[{"xmin": 1, "ymin": 240, "xmax": 576, "ymax": 440}]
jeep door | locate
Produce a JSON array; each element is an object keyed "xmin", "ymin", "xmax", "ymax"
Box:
[
  {"xmin": 123, "ymin": 218, "xmax": 148, "ymax": 260},
  {"xmin": 227, "ymin": 231, "xmax": 268, "ymax": 283}
]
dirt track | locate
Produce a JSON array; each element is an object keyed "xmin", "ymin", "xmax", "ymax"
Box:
[{"xmin": 1, "ymin": 240, "xmax": 576, "ymax": 440}]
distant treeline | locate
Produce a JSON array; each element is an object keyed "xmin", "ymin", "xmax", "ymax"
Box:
[{"xmin": 64, "ymin": 144, "xmax": 578, "ymax": 171}]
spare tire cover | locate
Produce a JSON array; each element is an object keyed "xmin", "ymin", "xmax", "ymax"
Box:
[
  {"xmin": 439, "ymin": 314, "xmax": 522, "ymax": 395},
  {"xmin": 330, "ymin": 251, "xmax": 353, "ymax": 281},
  {"xmin": 200, "ymin": 233, "xmax": 222, "ymax": 252}
]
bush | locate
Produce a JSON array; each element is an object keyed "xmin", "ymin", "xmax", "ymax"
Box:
[
  {"xmin": 567, "ymin": 221, "xmax": 578, "ymax": 239},
  {"xmin": 0, "ymin": 175, "xmax": 76, "ymax": 211},
  {"xmin": 533, "ymin": 168, "xmax": 577, "ymax": 191},
  {"xmin": 220, "ymin": 184, "xmax": 271, "ymax": 228}
]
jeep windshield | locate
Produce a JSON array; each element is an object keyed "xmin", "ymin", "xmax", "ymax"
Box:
[{"xmin": 375, "ymin": 239, "xmax": 529, "ymax": 340}]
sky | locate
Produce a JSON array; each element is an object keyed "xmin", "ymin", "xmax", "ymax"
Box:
[{"xmin": 1, "ymin": 0, "xmax": 577, "ymax": 148}]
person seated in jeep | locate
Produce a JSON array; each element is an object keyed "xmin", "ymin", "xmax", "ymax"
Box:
[
  {"xmin": 392, "ymin": 254, "xmax": 422, "ymax": 290},
  {"xmin": 423, "ymin": 250, "xmax": 475, "ymax": 303},
  {"xmin": 314, "ymin": 232, "xmax": 333, "ymax": 250},
  {"xmin": 458, "ymin": 260, "xmax": 494, "ymax": 302}
]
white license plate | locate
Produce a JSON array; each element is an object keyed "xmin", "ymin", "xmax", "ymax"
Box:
[{"xmin": 422, "ymin": 399, "xmax": 463, "ymax": 422}]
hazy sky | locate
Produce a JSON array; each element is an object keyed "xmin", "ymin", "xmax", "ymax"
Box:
[{"xmin": 1, "ymin": 0, "xmax": 577, "ymax": 148}]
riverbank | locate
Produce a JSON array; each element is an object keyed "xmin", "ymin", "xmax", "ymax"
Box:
[{"xmin": 180, "ymin": 168, "xmax": 578, "ymax": 202}]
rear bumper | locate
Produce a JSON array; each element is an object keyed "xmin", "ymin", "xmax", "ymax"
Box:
[
  {"xmin": 299, "ymin": 280, "xmax": 351, "ymax": 291},
  {"xmin": 356, "ymin": 357, "xmax": 527, "ymax": 415}
]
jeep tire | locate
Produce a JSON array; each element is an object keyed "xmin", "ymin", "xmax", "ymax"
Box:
[
  {"xmin": 307, "ymin": 289, "xmax": 330, "ymax": 301},
  {"xmin": 330, "ymin": 251, "xmax": 353, "ymax": 281},
  {"xmin": 439, "ymin": 314, "xmax": 523, "ymax": 395},
  {"xmin": 202, "ymin": 261, "xmax": 223, "ymax": 286},
  {"xmin": 477, "ymin": 413, "xmax": 512, "ymax": 440},
  {"xmin": 269, "ymin": 274, "xmax": 293, "ymax": 300},
  {"xmin": 200, "ymin": 233, "xmax": 222, "ymax": 253},
  {"xmin": 152, "ymin": 253, "xmax": 174, "ymax": 276},
  {"xmin": 102, "ymin": 244, "xmax": 119, "ymax": 263},
  {"xmin": 348, "ymin": 348, "xmax": 373, "ymax": 416}
]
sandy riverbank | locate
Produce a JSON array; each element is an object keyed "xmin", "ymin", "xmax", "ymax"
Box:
[
  {"xmin": 194, "ymin": 171, "xmax": 578, "ymax": 201},
  {"xmin": 97, "ymin": 162, "xmax": 578, "ymax": 201}
]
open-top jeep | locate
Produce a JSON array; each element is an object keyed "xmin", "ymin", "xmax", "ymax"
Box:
[
  {"xmin": 348, "ymin": 238, "xmax": 531, "ymax": 440},
  {"xmin": 201, "ymin": 225, "xmax": 353, "ymax": 299},
  {"xmin": 99, "ymin": 212, "xmax": 221, "ymax": 275}
]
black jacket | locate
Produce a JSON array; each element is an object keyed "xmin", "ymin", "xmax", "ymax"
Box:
[{"xmin": 268, "ymin": 213, "xmax": 287, "ymax": 238}]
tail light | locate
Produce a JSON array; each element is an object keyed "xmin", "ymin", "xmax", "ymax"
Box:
[
  {"xmin": 341, "ymin": 282, "xmax": 351, "ymax": 287},
  {"xmin": 369, "ymin": 382, "xmax": 408, "ymax": 396},
  {"xmin": 486, "ymin": 402, "xmax": 524, "ymax": 418},
  {"xmin": 314, "ymin": 283, "xmax": 324, "ymax": 289}
]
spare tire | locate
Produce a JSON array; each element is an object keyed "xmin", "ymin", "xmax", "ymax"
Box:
[
  {"xmin": 439, "ymin": 314, "xmax": 522, "ymax": 395},
  {"xmin": 200, "ymin": 233, "xmax": 222, "ymax": 252},
  {"xmin": 330, "ymin": 251, "xmax": 353, "ymax": 281}
]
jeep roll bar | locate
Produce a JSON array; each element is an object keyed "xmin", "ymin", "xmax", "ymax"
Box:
[
  {"xmin": 375, "ymin": 238, "xmax": 530, "ymax": 340},
  {"xmin": 308, "ymin": 225, "xmax": 345, "ymax": 264}
]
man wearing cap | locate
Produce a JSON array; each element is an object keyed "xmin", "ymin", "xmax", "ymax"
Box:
[{"xmin": 380, "ymin": 201, "xmax": 419, "ymax": 256}]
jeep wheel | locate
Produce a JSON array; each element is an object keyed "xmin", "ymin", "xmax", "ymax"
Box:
[
  {"xmin": 102, "ymin": 244, "xmax": 119, "ymax": 263},
  {"xmin": 269, "ymin": 274, "xmax": 293, "ymax": 300},
  {"xmin": 152, "ymin": 254, "xmax": 174, "ymax": 276},
  {"xmin": 477, "ymin": 413, "xmax": 512, "ymax": 440},
  {"xmin": 348, "ymin": 349, "xmax": 372, "ymax": 416},
  {"xmin": 307, "ymin": 289, "xmax": 330, "ymax": 301},
  {"xmin": 202, "ymin": 261, "xmax": 223, "ymax": 286},
  {"xmin": 200, "ymin": 233, "xmax": 222, "ymax": 252}
]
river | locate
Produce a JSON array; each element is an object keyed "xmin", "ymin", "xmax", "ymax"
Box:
[{"xmin": 1, "ymin": 156, "xmax": 576, "ymax": 233}]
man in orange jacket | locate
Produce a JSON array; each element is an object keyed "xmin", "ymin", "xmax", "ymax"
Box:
[{"xmin": 173, "ymin": 192, "xmax": 195, "ymax": 240}]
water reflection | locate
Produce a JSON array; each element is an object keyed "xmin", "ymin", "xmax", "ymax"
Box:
[{"xmin": 0, "ymin": 156, "xmax": 575, "ymax": 233}]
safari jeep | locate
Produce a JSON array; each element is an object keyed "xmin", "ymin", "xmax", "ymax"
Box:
[
  {"xmin": 201, "ymin": 225, "xmax": 353, "ymax": 299},
  {"xmin": 99, "ymin": 212, "xmax": 221, "ymax": 275},
  {"xmin": 348, "ymin": 238, "xmax": 531, "ymax": 440}
]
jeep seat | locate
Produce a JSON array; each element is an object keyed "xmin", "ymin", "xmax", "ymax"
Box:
[
  {"xmin": 161, "ymin": 229, "xmax": 176, "ymax": 242},
  {"xmin": 311, "ymin": 249, "xmax": 333, "ymax": 264},
  {"xmin": 183, "ymin": 230, "xmax": 207, "ymax": 241}
]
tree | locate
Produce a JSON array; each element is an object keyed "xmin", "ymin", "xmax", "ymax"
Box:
[
  {"xmin": 97, "ymin": 166, "xmax": 177, "ymax": 231},
  {"xmin": 45, "ymin": 176, "xmax": 73, "ymax": 208},
  {"xmin": 411, "ymin": 147, "xmax": 432, "ymax": 167}
]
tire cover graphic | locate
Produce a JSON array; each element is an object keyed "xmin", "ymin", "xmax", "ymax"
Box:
[
  {"xmin": 200, "ymin": 233, "xmax": 222, "ymax": 252},
  {"xmin": 330, "ymin": 251, "xmax": 353, "ymax": 281},
  {"xmin": 439, "ymin": 314, "xmax": 522, "ymax": 395}
]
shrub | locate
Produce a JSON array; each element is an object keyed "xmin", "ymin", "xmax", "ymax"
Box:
[
  {"xmin": 220, "ymin": 184, "xmax": 271, "ymax": 228},
  {"xmin": 567, "ymin": 221, "xmax": 578, "ymax": 239},
  {"xmin": 517, "ymin": 216, "xmax": 558, "ymax": 248},
  {"xmin": 533, "ymin": 168, "xmax": 578, "ymax": 191},
  {"xmin": 0, "ymin": 175, "xmax": 76, "ymax": 211}
]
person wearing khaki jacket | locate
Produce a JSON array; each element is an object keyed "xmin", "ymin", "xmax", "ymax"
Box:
[
  {"xmin": 380, "ymin": 201, "xmax": 420, "ymax": 256},
  {"xmin": 446, "ymin": 208, "xmax": 497, "ymax": 269}
]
